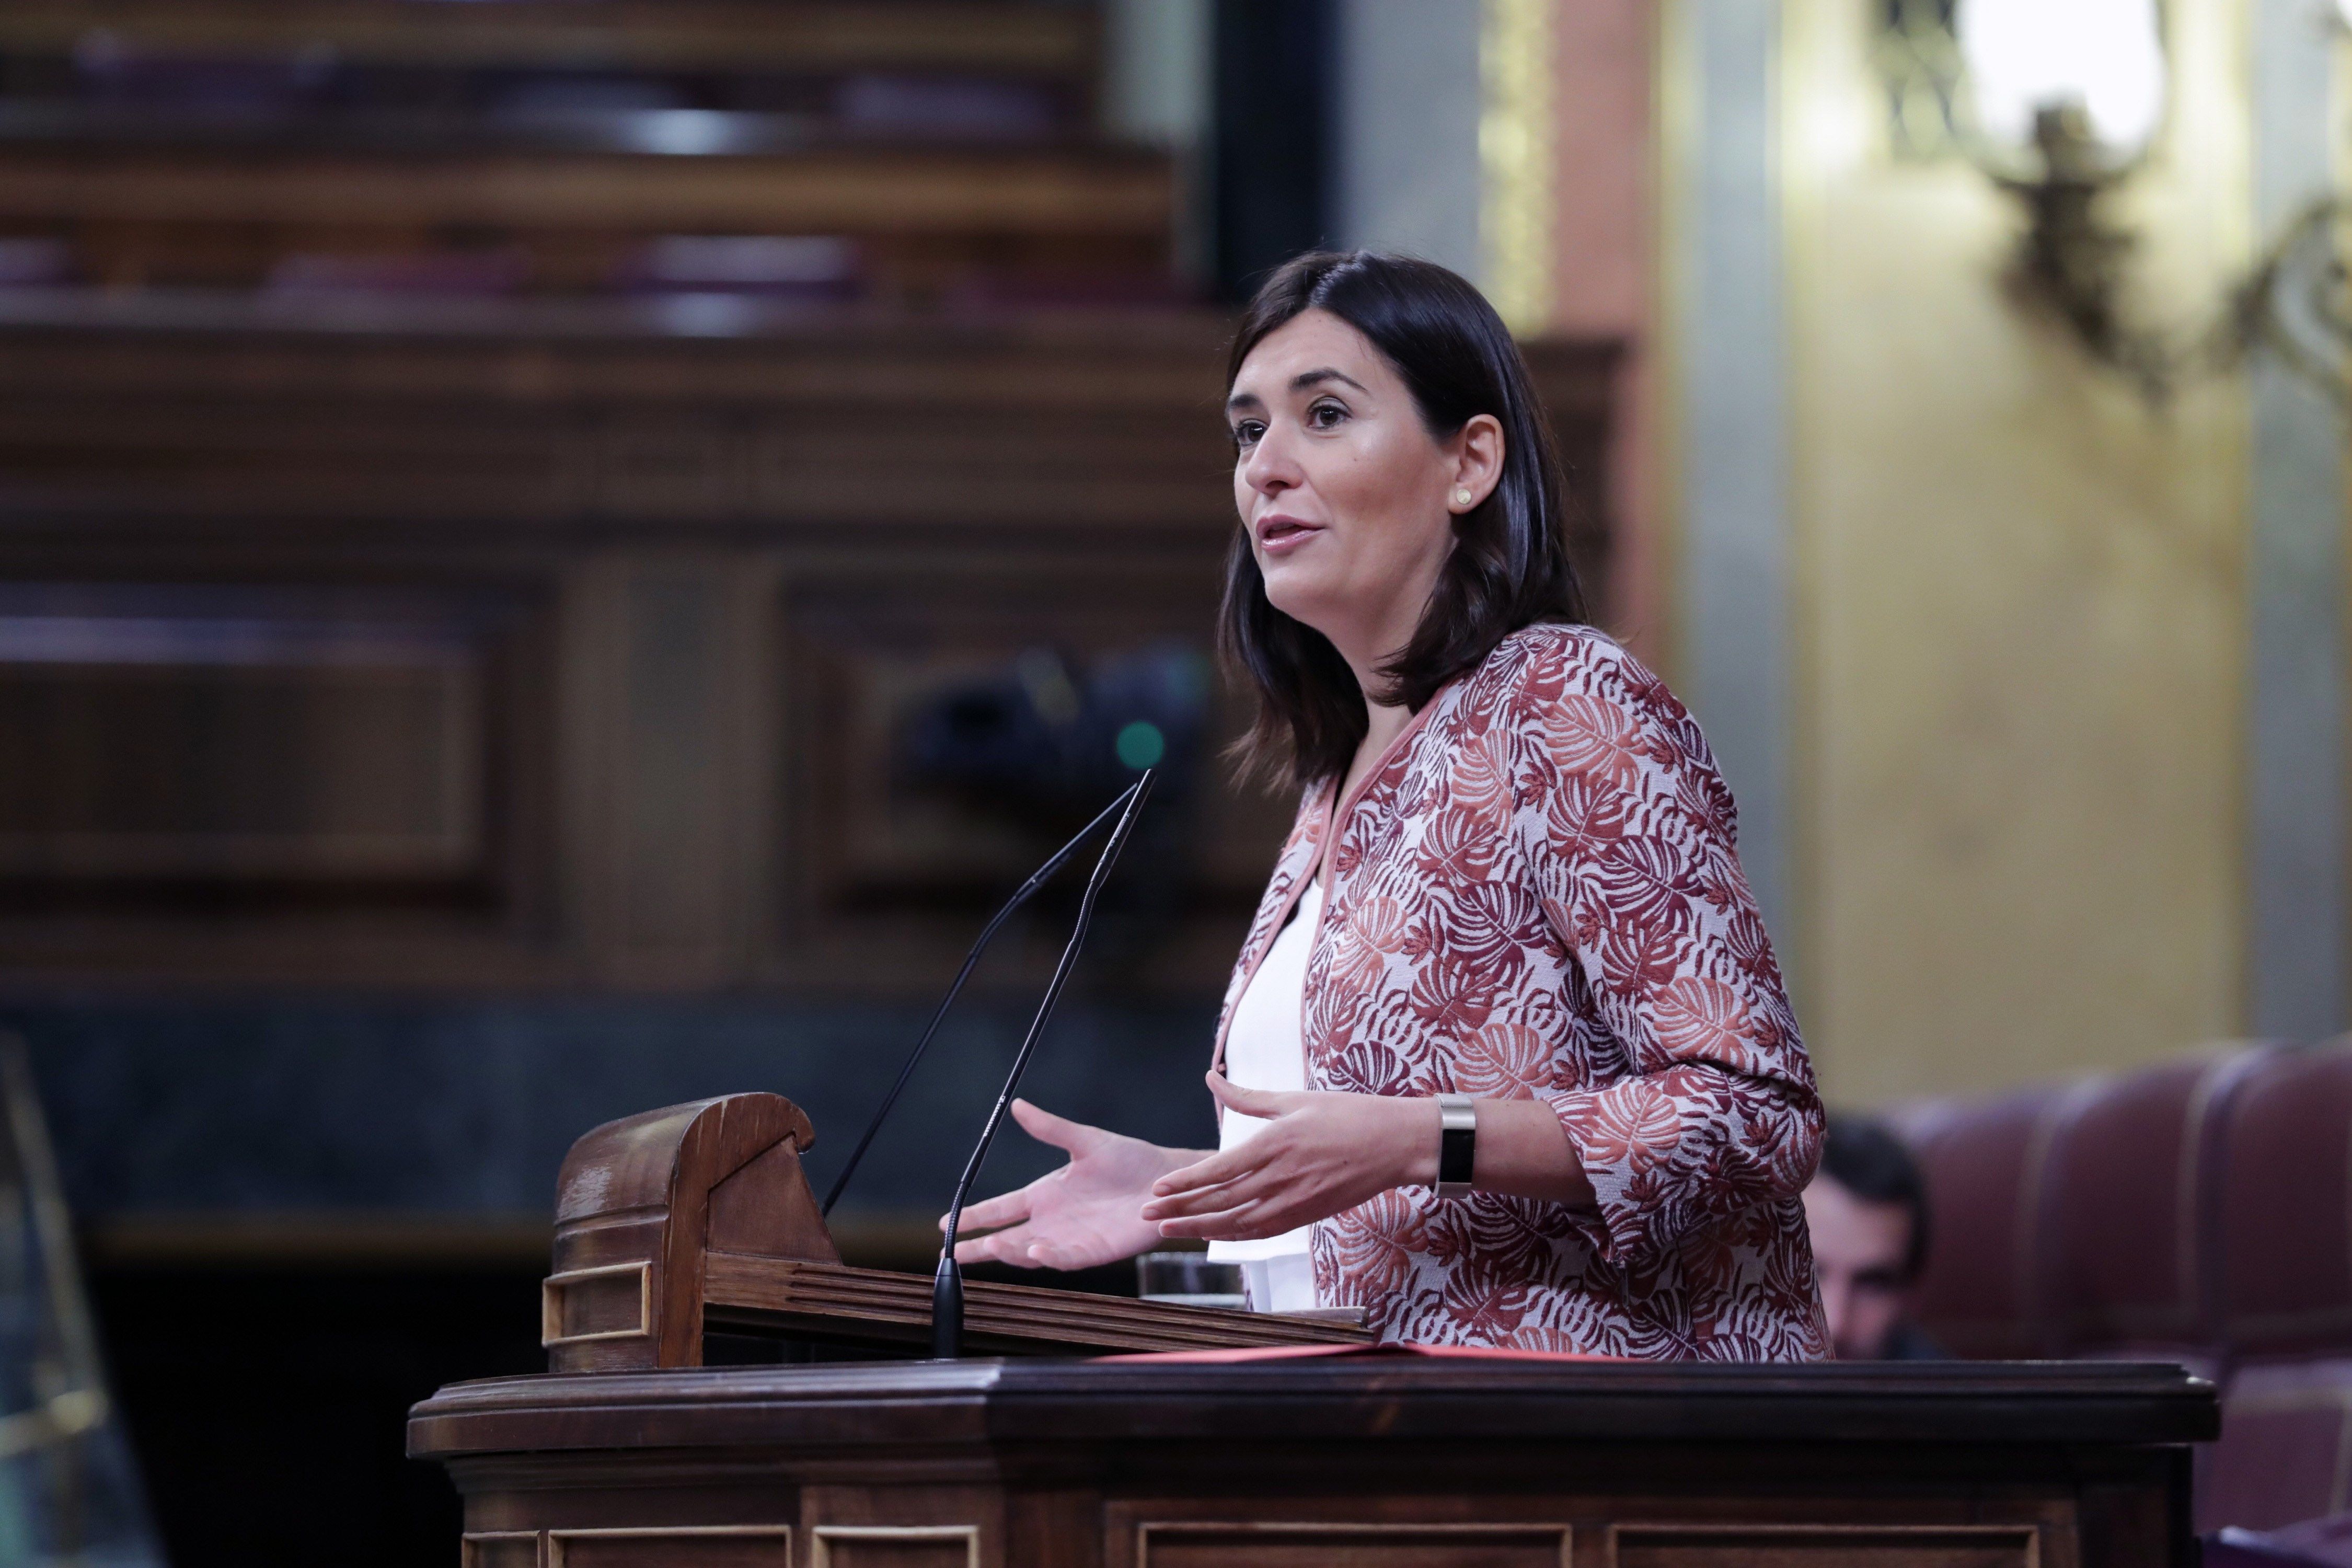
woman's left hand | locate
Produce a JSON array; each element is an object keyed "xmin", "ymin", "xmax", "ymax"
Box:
[{"xmin": 1140, "ymin": 1071, "xmax": 1436, "ymax": 1241}]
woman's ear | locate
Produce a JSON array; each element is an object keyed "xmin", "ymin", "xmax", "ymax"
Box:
[{"xmin": 1449, "ymin": 413, "xmax": 1507, "ymax": 512}]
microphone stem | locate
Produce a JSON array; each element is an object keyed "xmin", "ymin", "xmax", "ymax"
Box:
[
  {"xmin": 933, "ymin": 769, "xmax": 1153, "ymax": 1358},
  {"xmin": 821, "ymin": 782, "xmax": 1143, "ymax": 1218}
]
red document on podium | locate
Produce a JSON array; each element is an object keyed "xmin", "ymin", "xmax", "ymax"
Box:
[{"xmin": 1100, "ymin": 1342, "xmax": 1627, "ymax": 1365}]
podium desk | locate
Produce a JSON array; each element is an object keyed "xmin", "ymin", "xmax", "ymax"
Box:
[{"xmin": 408, "ymin": 1355, "xmax": 2213, "ymax": 1568}]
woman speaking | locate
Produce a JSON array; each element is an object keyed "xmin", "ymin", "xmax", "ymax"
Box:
[{"xmin": 949, "ymin": 252, "xmax": 1828, "ymax": 1360}]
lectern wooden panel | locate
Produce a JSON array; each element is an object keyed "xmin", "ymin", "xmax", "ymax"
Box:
[
  {"xmin": 412, "ymin": 1094, "xmax": 2213, "ymax": 1566},
  {"xmin": 410, "ymin": 1357, "xmax": 2215, "ymax": 1568}
]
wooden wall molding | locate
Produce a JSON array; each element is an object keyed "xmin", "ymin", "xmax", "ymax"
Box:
[
  {"xmin": 807, "ymin": 1526, "xmax": 974, "ymax": 1568},
  {"xmin": 1606, "ymin": 1522, "xmax": 2042, "ymax": 1567},
  {"xmin": 0, "ymin": 145, "xmax": 1174, "ymax": 238},
  {"xmin": 463, "ymin": 1532, "xmax": 545, "ymax": 1568},
  {"xmin": 0, "ymin": 2, "xmax": 1098, "ymax": 78},
  {"xmin": 554, "ymin": 1527, "xmax": 794, "ymax": 1568},
  {"xmin": 0, "ymin": 312, "xmax": 1618, "ymax": 994},
  {"xmin": 1133, "ymin": 1519, "xmax": 1572, "ymax": 1567}
]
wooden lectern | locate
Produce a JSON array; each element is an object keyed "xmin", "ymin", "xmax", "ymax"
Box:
[
  {"xmin": 537, "ymin": 1092, "xmax": 1369, "ymax": 1365},
  {"xmin": 413, "ymin": 1357, "xmax": 2214, "ymax": 1567},
  {"xmin": 409, "ymin": 1094, "xmax": 2217, "ymax": 1567}
]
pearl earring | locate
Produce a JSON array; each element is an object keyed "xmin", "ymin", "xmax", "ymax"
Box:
[{"xmin": 1451, "ymin": 487, "xmax": 1474, "ymax": 508}]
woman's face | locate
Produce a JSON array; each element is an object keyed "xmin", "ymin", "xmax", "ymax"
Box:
[{"xmin": 1226, "ymin": 309, "xmax": 1499, "ymax": 675}]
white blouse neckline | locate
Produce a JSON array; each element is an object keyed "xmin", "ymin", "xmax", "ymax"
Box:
[{"xmin": 1206, "ymin": 875, "xmax": 1322, "ymax": 1306}]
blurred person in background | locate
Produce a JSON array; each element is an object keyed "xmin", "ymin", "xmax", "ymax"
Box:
[{"xmin": 1805, "ymin": 1115, "xmax": 1944, "ymax": 1360}]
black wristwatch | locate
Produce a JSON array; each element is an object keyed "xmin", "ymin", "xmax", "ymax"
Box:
[{"xmin": 1435, "ymin": 1093, "xmax": 1477, "ymax": 1199}]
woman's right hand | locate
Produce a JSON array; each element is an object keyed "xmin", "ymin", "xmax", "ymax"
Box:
[{"xmin": 941, "ymin": 1099, "xmax": 1196, "ymax": 1270}]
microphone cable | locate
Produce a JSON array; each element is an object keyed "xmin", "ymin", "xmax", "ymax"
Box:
[
  {"xmin": 932, "ymin": 768, "xmax": 1153, "ymax": 1357},
  {"xmin": 818, "ymin": 777, "xmax": 1147, "ymax": 1218}
]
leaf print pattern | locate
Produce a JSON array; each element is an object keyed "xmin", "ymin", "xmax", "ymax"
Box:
[
  {"xmin": 1212, "ymin": 624, "xmax": 1828, "ymax": 1361},
  {"xmin": 1544, "ymin": 693, "xmax": 1657, "ymax": 792},
  {"xmin": 1454, "ymin": 1022, "xmax": 1552, "ymax": 1099}
]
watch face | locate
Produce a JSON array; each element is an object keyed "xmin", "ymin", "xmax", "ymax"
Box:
[{"xmin": 1438, "ymin": 1109, "xmax": 1477, "ymax": 1193}]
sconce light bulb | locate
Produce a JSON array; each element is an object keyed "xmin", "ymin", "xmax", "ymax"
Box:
[{"xmin": 1956, "ymin": 0, "xmax": 2166, "ymax": 162}]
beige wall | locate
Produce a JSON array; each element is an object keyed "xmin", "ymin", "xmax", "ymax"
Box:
[
  {"xmin": 1777, "ymin": 0, "xmax": 2253, "ymax": 1104},
  {"xmin": 1546, "ymin": 0, "xmax": 1662, "ymax": 663}
]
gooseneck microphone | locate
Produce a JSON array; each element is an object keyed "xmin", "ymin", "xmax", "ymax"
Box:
[
  {"xmin": 932, "ymin": 769, "xmax": 1153, "ymax": 1359},
  {"xmin": 820, "ymin": 780, "xmax": 1146, "ymax": 1218}
]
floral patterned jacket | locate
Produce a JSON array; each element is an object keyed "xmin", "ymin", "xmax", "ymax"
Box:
[{"xmin": 1214, "ymin": 623, "xmax": 1829, "ymax": 1359}]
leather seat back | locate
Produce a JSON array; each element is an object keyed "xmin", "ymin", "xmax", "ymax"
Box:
[
  {"xmin": 2199, "ymin": 1040, "xmax": 2352, "ymax": 1534},
  {"xmin": 1893, "ymin": 1039, "xmax": 2352, "ymax": 1537},
  {"xmin": 2039, "ymin": 1048, "xmax": 2270, "ymax": 1355},
  {"xmin": 2215, "ymin": 1040, "xmax": 2352, "ymax": 1359},
  {"xmin": 1895, "ymin": 1086, "xmax": 2069, "ymax": 1358}
]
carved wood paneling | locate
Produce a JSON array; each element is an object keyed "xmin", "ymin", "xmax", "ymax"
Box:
[
  {"xmin": 0, "ymin": 144, "xmax": 1174, "ymax": 241},
  {"xmin": 465, "ymin": 1532, "xmax": 545, "ymax": 1568},
  {"xmin": 0, "ymin": 310, "xmax": 1619, "ymax": 991},
  {"xmin": 422, "ymin": 1361, "xmax": 2202, "ymax": 1568},
  {"xmin": 1134, "ymin": 1520, "xmax": 1571, "ymax": 1567},
  {"xmin": 807, "ymin": 1528, "xmax": 973, "ymax": 1568},
  {"xmin": 0, "ymin": 303, "xmax": 1251, "ymax": 534},
  {"xmin": 770, "ymin": 552, "xmax": 1275, "ymax": 986},
  {"xmin": 0, "ymin": 579, "xmax": 554, "ymax": 915},
  {"xmin": 541, "ymin": 1260, "xmax": 651, "ymax": 1350},
  {"xmin": 0, "ymin": 2, "xmax": 1100, "ymax": 77},
  {"xmin": 0, "ymin": 590, "xmax": 474, "ymax": 879},
  {"xmin": 551, "ymin": 1527, "xmax": 794, "ymax": 1568},
  {"xmin": 1607, "ymin": 1524, "xmax": 2042, "ymax": 1568},
  {"xmin": 803, "ymin": 1482, "xmax": 996, "ymax": 1568}
]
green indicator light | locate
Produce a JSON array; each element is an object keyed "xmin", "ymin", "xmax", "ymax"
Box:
[{"xmin": 1114, "ymin": 720, "xmax": 1166, "ymax": 770}]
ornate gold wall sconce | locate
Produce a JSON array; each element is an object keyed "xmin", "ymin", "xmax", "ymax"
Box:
[
  {"xmin": 1874, "ymin": 0, "xmax": 2181, "ymax": 397},
  {"xmin": 2232, "ymin": 196, "xmax": 2352, "ymax": 403},
  {"xmin": 1873, "ymin": 0, "xmax": 1965, "ymax": 160},
  {"xmin": 2215, "ymin": 0, "xmax": 2352, "ymax": 405},
  {"xmin": 2231, "ymin": 0, "xmax": 2352, "ymax": 403},
  {"xmin": 1990, "ymin": 103, "xmax": 2173, "ymax": 398},
  {"xmin": 1874, "ymin": 0, "xmax": 2352, "ymax": 408}
]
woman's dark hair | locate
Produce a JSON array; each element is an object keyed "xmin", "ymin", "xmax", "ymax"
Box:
[{"xmin": 1218, "ymin": 249, "xmax": 1586, "ymax": 789}]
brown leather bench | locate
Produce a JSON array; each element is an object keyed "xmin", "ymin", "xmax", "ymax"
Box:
[{"xmin": 1895, "ymin": 1037, "xmax": 2352, "ymax": 1533}]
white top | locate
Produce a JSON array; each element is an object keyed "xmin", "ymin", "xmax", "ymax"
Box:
[{"xmin": 1206, "ymin": 877, "xmax": 1323, "ymax": 1313}]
